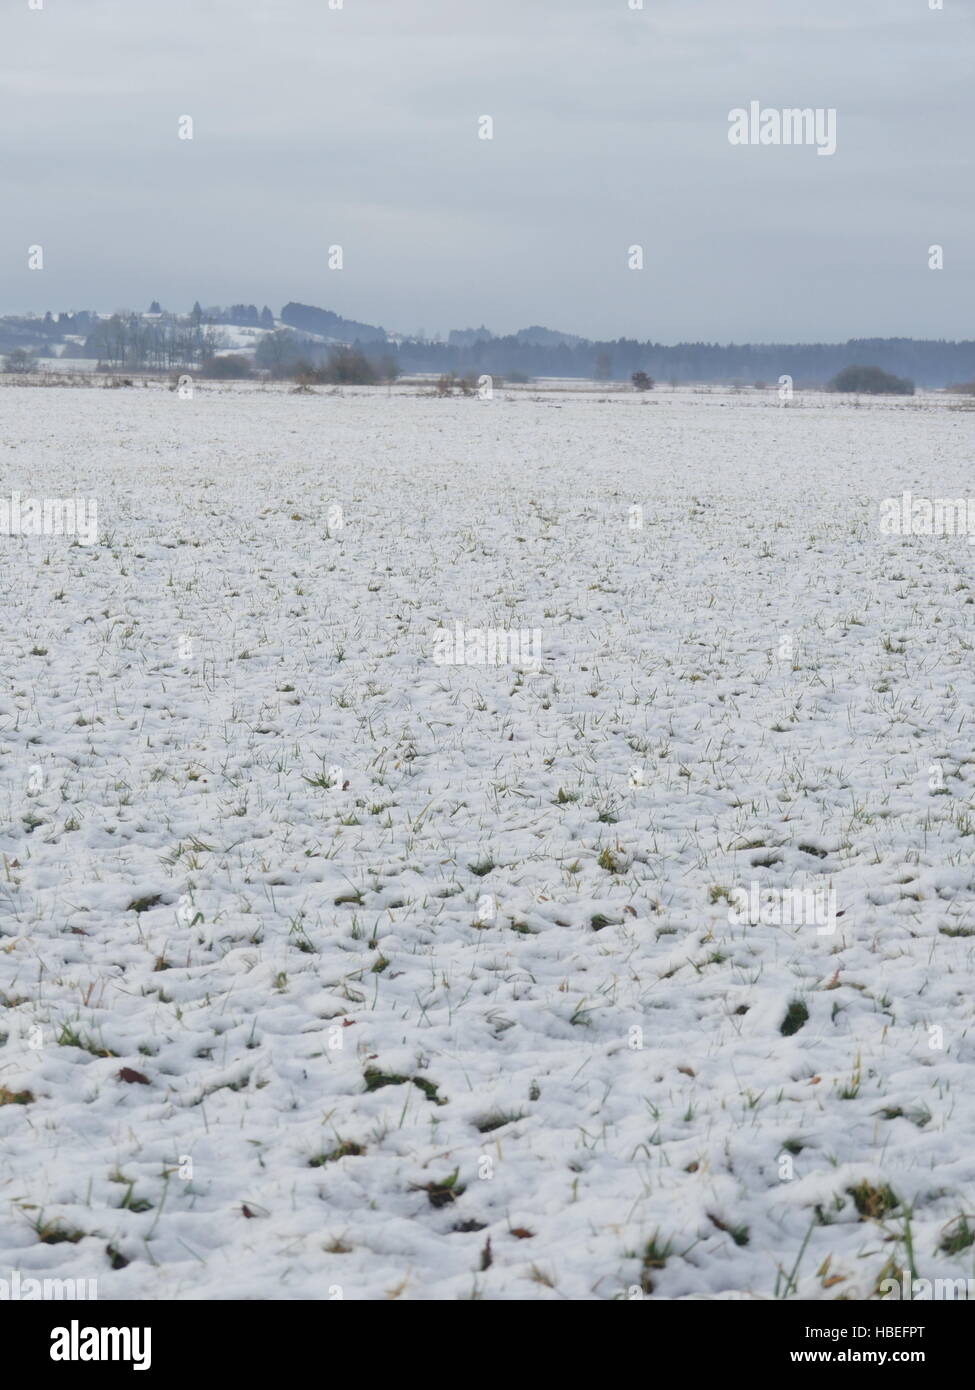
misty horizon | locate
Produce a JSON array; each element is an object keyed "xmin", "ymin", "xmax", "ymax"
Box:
[{"xmin": 5, "ymin": 297, "xmax": 975, "ymax": 352}]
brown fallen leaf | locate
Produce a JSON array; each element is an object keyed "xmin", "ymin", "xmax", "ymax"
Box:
[
  {"xmin": 678, "ymin": 1065, "xmax": 696, "ymax": 1077},
  {"xmin": 117, "ymin": 1067, "xmax": 150, "ymax": 1085},
  {"xmin": 510, "ymin": 1227, "xmax": 535, "ymax": 1239}
]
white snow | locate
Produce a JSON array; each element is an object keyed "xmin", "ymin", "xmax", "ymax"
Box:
[{"xmin": 1, "ymin": 381, "xmax": 974, "ymax": 1300}]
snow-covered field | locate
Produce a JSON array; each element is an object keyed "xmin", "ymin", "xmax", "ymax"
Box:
[{"xmin": 2, "ymin": 381, "xmax": 975, "ymax": 1300}]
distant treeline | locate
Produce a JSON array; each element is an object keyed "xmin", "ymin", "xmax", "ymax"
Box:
[
  {"xmin": 4, "ymin": 298, "xmax": 975, "ymax": 387},
  {"xmin": 387, "ymin": 336, "xmax": 975, "ymax": 389}
]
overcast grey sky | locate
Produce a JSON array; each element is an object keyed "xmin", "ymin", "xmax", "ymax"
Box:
[{"xmin": 2, "ymin": 0, "xmax": 972, "ymax": 341}]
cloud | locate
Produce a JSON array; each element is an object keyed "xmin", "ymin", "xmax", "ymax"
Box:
[{"xmin": 1, "ymin": 0, "xmax": 971, "ymax": 339}]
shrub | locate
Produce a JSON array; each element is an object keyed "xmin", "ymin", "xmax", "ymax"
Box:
[
  {"xmin": 279, "ymin": 349, "xmax": 380, "ymax": 386},
  {"xmin": 631, "ymin": 371, "xmax": 654, "ymax": 392},
  {"xmin": 320, "ymin": 347, "xmax": 378, "ymax": 385},
  {"xmin": 200, "ymin": 354, "xmax": 252, "ymax": 379},
  {"xmin": 827, "ymin": 365, "xmax": 915, "ymax": 396},
  {"xmin": 255, "ymin": 329, "xmax": 307, "ymax": 375},
  {"xmin": 3, "ymin": 348, "xmax": 38, "ymax": 374},
  {"xmin": 291, "ymin": 360, "xmax": 325, "ymax": 385}
]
